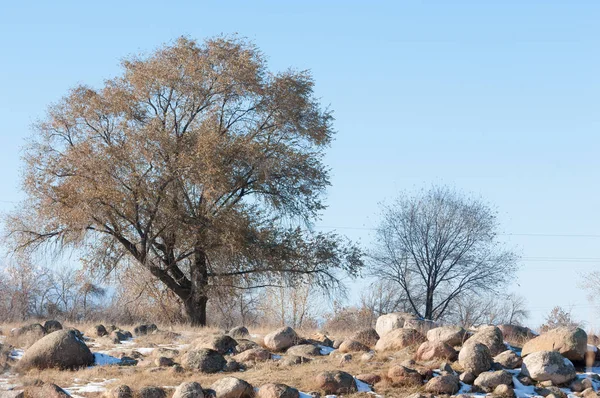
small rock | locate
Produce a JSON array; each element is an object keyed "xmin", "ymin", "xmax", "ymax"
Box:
[
  {"xmin": 138, "ymin": 386, "xmax": 166, "ymax": 398},
  {"xmin": 173, "ymin": 382, "xmax": 203, "ymax": 398},
  {"xmin": 256, "ymin": 383, "xmax": 299, "ymax": 398},
  {"xmin": 424, "ymin": 374, "xmax": 460, "ymax": 394},
  {"xmin": 314, "ymin": 370, "xmax": 357, "ymax": 394}
]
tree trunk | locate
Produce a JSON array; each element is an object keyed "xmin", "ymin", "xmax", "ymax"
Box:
[
  {"xmin": 186, "ymin": 245, "xmax": 210, "ymax": 326},
  {"xmin": 184, "ymin": 295, "xmax": 208, "ymax": 326},
  {"xmin": 425, "ymin": 288, "xmax": 434, "ymax": 320}
]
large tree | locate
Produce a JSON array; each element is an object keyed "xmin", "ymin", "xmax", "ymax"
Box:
[
  {"xmin": 6, "ymin": 36, "xmax": 362, "ymax": 326},
  {"xmin": 370, "ymin": 186, "xmax": 517, "ymax": 321}
]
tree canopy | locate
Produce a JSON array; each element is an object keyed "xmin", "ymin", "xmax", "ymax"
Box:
[
  {"xmin": 370, "ymin": 186, "xmax": 518, "ymax": 321},
  {"xmin": 6, "ymin": 36, "xmax": 363, "ymax": 326}
]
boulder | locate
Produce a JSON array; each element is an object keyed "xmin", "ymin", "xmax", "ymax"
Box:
[
  {"xmin": 375, "ymin": 312, "xmax": 417, "ymax": 336},
  {"xmin": 356, "ymin": 373, "xmax": 381, "ymax": 385},
  {"xmin": 279, "ymin": 355, "xmax": 311, "ymax": 366},
  {"xmin": 154, "ymin": 356, "xmax": 174, "ymax": 367},
  {"xmin": 415, "ymin": 341, "xmax": 457, "ymax": 361},
  {"xmin": 224, "ymin": 358, "xmax": 241, "ymax": 372},
  {"xmin": 256, "ymin": 383, "xmax": 299, "ymax": 398},
  {"xmin": 375, "ymin": 328, "xmax": 426, "ymax": 352},
  {"xmin": 314, "ymin": 370, "xmax": 357, "ymax": 394},
  {"xmin": 338, "ymin": 339, "xmax": 370, "ymax": 353},
  {"xmin": 18, "ymin": 329, "xmax": 93, "ymax": 370},
  {"xmin": 209, "ymin": 377, "xmax": 254, "ymax": 398},
  {"xmin": 521, "ymin": 327, "xmax": 587, "ymax": 361},
  {"xmin": 286, "ymin": 344, "xmax": 321, "ymax": 356},
  {"xmin": 494, "ymin": 350, "xmax": 522, "ymax": 369},
  {"xmin": 228, "ymin": 326, "xmax": 250, "ymax": 339},
  {"xmin": 110, "ymin": 330, "xmax": 128, "ymax": 342},
  {"xmin": 235, "ymin": 339, "xmax": 258, "ymax": 353},
  {"xmin": 424, "ymin": 374, "xmax": 460, "ymax": 394},
  {"xmin": 473, "ymin": 370, "xmax": 513, "ymax": 392},
  {"xmin": 460, "ymin": 371, "xmax": 476, "ymax": 384},
  {"xmin": 193, "ymin": 334, "xmax": 237, "ymax": 355},
  {"xmin": 93, "ymin": 324, "xmax": 108, "ymax": 337},
  {"xmin": 458, "ymin": 342, "xmax": 493, "ymax": 376},
  {"xmin": 233, "ymin": 347, "xmax": 271, "ymax": 363},
  {"xmin": 427, "ymin": 326, "xmax": 466, "ymax": 346},
  {"xmin": 466, "ymin": 326, "xmax": 506, "ymax": 356},
  {"xmin": 182, "ymin": 348, "xmax": 226, "ymax": 373},
  {"xmin": 11, "ymin": 323, "xmax": 46, "ymax": 345},
  {"xmin": 43, "ymin": 320, "xmax": 63, "ymax": 334},
  {"xmin": 22, "ymin": 382, "xmax": 70, "ymax": 398},
  {"xmin": 521, "ymin": 350, "xmax": 576, "ymax": 385},
  {"xmin": 494, "ymin": 384, "xmax": 516, "ymax": 398},
  {"xmin": 387, "ymin": 365, "xmax": 423, "ymax": 385},
  {"xmin": 138, "ymin": 387, "xmax": 167, "ymax": 398},
  {"xmin": 173, "ymin": 382, "xmax": 204, "ymax": 398},
  {"xmin": 309, "ymin": 332, "xmax": 333, "ymax": 347},
  {"xmin": 404, "ymin": 319, "xmax": 439, "ymax": 335},
  {"xmin": 498, "ymin": 325, "xmax": 536, "ymax": 344},
  {"xmin": 109, "ymin": 385, "xmax": 133, "ymax": 398},
  {"xmin": 134, "ymin": 324, "xmax": 158, "ymax": 336},
  {"xmin": 264, "ymin": 327, "xmax": 299, "ymax": 352},
  {"xmin": 350, "ymin": 328, "xmax": 380, "ymax": 347}
]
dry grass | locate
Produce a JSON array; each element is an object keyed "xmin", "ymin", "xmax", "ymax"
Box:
[
  {"xmin": 1, "ymin": 321, "xmax": 426, "ymax": 397},
  {"xmin": 17, "ymin": 350, "xmax": 416, "ymax": 396}
]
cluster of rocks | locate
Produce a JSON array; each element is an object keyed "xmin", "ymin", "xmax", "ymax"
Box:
[{"xmin": 4, "ymin": 313, "xmax": 600, "ymax": 398}]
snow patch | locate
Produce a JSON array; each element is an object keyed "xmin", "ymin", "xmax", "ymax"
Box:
[
  {"xmin": 135, "ymin": 347, "xmax": 155, "ymax": 355},
  {"xmin": 9, "ymin": 349, "xmax": 23, "ymax": 360},
  {"xmin": 93, "ymin": 352, "xmax": 122, "ymax": 366},
  {"xmin": 319, "ymin": 345, "xmax": 335, "ymax": 355},
  {"xmin": 512, "ymin": 373, "xmax": 536, "ymax": 398},
  {"xmin": 65, "ymin": 379, "xmax": 117, "ymax": 396}
]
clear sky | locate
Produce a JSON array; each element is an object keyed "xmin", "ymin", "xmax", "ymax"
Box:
[{"xmin": 1, "ymin": 1, "xmax": 599, "ymax": 328}]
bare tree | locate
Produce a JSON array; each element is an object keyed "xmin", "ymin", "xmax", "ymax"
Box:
[
  {"xmin": 445, "ymin": 292, "xmax": 529, "ymax": 328},
  {"xmin": 360, "ymin": 279, "xmax": 413, "ymax": 325},
  {"xmin": 539, "ymin": 306, "xmax": 581, "ymax": 332},
  {"xmin": 5, "ymin": 36, "xmax": 363, "ymax": 325},
  {"xmin": 370, "ymin": 186, "xmax": 518, "ymax": 321}
]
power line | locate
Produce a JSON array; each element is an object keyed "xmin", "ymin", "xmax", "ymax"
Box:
[{"xmin": 314, "ymin": 225, "xmax": 600, "ymax": 238}]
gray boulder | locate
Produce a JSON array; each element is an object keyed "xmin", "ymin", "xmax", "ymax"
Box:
[
  {"xmin": 173, "ymin": 382, "xmax": 204, "ymax": 398},
  {"xmin": 18, "ymin": 329, "xmax": 93, "ymax": 370},
  {"xmin": 521, "ymin": 327, "xmax": 587, "ymax": 362},
  {"xmin": 494, "ymin": 349, "xmax": 523, "ymax": 369},
  {"xmin": 314, "ymin": 370, "xmax": 357, "ymax": 394},
  {"xmin": 458, "ymin": 341, "xmax": 493, "ymax": 376},
  {"xmin": 521, "ymin": 350, "xmax": 576, "ymax": 385},
  {"xmin": 467, "ymin": 326, "xmax": 506, "ymax": 356},
  {"xmin": 264, "ymin": 327, "xmax": 299, "ymax": 352},
  {"xmin": 182, "ymin": 348, "xmax": 226, "ymax": 373},
  {"xmin": 473, "ymin": 370, "xmax": 513, "ymax": 392},
  {"xmin": 427, "ymin": 326, "xmax": 466, "ymax": 346},
  {"xmin": 209, "ymin": 377, "xmax": 254, "ymax": 398},
  {"xmin": 375, "ymin": 312, "xmax": 416, "ymax": 336}
]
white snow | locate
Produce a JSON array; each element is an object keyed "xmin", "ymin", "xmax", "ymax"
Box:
[
  {"xmin": 319, "ymin": 345, "xmax": 335, "ymax": 355},
  {"xmin": 65, "ymin": 379, "xmax": 117, "ymax": 396},
  {"xmin": 9, "ymin": 349, "xmax": 23, "ymax": 360},
  {"xmin": 135, "ymin": 347, "xmax": 155, "ymax": 355},
  {"xmin": 512, "ymin": 373, "xmax": 537, "ymax": 398},
  {"xmin": 93, "ymin": 352, "xmax": 121, "ymax": 366},
  {"xmin": 355, "ymin": 378, "xmax": 372, "ymax": 392}
]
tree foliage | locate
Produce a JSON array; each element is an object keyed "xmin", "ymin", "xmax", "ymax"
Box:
[
  {"xmin": 5, "ymin": 36, "xmax": 363, "ymax": 325},
  {"xmin": 369, "ymin": 186, "xmax": 518, "ymax": 320}
]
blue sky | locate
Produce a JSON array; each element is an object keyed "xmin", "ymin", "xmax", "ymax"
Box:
[{"xmin": 1, "ymin": 1, "xmax": 599, "ymax": 328}]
